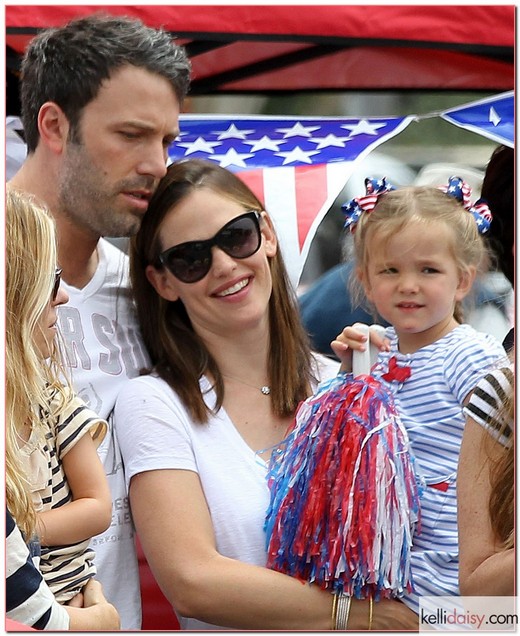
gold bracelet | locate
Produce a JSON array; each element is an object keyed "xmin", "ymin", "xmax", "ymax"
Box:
[
  {"xmin": 335, "ymin": 595, "xmax": 351, "ymax": 630},
  {"xmin": 331, "ymin": 594, "xmax": 338, "ymax": 630},
  {"xmin": 368, "ymin": 597, "xmax": 373, "ymax": 631}
]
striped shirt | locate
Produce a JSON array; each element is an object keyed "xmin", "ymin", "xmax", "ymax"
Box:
[
  {"xmin": 371, "ymin": 324, "xmax": 506, "ymax": 614},
  {"xmin": 463, "ymin": 365, "xmax": 513, "ymax": 446},
  {"xmin": 19, "ymin": 391, "xmax": 107, "ymax": 603},
  {"xmin": 6, "ymin": 508, "xmax": 69, "ymax": 630}
]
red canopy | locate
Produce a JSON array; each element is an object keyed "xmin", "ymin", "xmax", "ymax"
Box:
[{"xmin": 6, "ymin": 4, "xmax": 514, "ymax": 95}]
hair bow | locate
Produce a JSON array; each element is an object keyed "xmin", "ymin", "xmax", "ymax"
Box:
[
  {"xmin": 441, "ymin": 175, "xmax": 492, "ymax": 234},
  {"xmin": 341, "ymin": 177, "xmax": 395, "ymax": 232}
]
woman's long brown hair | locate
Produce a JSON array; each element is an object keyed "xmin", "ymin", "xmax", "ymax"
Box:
[
  {"xmin": 130, "ymin": 159, "xmax": 317, "ymax": 423},
  {"xmin": 487, "ymin": 380, "xmax": 515, "ymax": 548}
]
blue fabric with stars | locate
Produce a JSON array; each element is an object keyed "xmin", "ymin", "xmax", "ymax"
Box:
[{"xmin": 167, "ymin": 115, "xmax": 412, "ymax": 171}]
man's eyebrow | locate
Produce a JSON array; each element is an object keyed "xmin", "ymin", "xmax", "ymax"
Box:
[
  {"xmin": 116, "ymin": 119, "xmax": 154, "ymax": 129},
  {"xmin": 116, "ymin": 120, "xmax": 180, "ymax": 138}
]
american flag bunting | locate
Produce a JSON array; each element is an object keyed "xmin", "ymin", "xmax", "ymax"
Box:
[{"xmin": 169, "ymin": 114, "xmax": 414, "ymax": 285}]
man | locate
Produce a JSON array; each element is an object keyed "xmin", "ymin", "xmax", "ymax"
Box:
[{"xmin": 9, "ymin": 13, "xmax": 191, "ymax": 629}]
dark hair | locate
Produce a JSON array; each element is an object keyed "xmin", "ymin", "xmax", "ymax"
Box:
[
  {"xmin": 130, "ymin": 159, "xmax": 316, "ymax": 423},
  {"xmin": 20, "ymin": 12, "xmax": 191, "ymax": 152},
  {"xmin": 481, "ymin": 145, "xmax": 515, "ymax": 287}
]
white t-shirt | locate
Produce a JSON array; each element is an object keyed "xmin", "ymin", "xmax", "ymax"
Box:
[
  {"xmin": 58, "ymin": 239, "xmax": 149, "ymax": 630},
  {"xmin": 114, "ymin": 354, "xmax": 338, "ymax": 631}
]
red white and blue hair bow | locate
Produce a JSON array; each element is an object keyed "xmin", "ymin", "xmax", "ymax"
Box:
[
  {"xmin": 342, "ymin": 175, "xmax": 492, "ymax": 234},
  {"xmin": 341, "ymin": 177, "xmax": 395, "ymax": 232},
  {"xmin": 441, "ymin": 175, "xmax": 492, "ymax": 234}
]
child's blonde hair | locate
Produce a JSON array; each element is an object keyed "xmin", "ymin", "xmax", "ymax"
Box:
[
  {"xmin": 349, "ymin": 186, "xmax": 487, "ymax": 323},
  {"xmin": 6, "ymin": 188, "xmax": 70, "ymax": 540}
]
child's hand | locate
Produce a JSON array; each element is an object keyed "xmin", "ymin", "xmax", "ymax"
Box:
[
  {"xmin": 331, "ymin": 325, "xmax": 367, "ymax": 372},
  {"xmin": 331, "ymin": 324, "xmax": 389, "ymax": 373}
]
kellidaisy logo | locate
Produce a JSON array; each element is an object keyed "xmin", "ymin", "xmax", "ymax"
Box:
[{"xmin": 419, "ymin": 596, "xmax": 518, "ymax": 632}]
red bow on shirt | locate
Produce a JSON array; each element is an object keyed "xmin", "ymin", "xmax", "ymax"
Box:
[{"xmin": 381, "ymin": 356, "xmax": 411, "ymax": 383}]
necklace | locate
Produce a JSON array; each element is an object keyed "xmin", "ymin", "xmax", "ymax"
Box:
[{"xmin": 222, "ymin": 374, "xmax": 271, "ymax": 395}]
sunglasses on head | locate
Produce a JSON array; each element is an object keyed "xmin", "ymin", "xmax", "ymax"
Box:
[
  {"xmin": 158, "ymin": 210, "xmax": 263, "ymax": 283},
  {"xmin": 52, "ymin": 267, "xmax": 62, "ymax": 301}
]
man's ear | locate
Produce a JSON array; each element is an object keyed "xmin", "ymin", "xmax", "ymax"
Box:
[
  {"xmin": 259, "ymin": 213, "xmax": 277, "ymax": 257},
  {"xmin": 455, "ymin": 266, "xmax": 477, "ymax": 302},
  {"xmin": 145, "ymin": 264, "xmax": 180, "ymax": 302},
  {"xmin": 38, "ymin": 102, "xmax": 70, "ymax": 154}
]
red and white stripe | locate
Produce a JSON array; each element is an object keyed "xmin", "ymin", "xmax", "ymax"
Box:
[{"xmin": 239, "ymin": 161, "xmax": 358, "ymax": 287}]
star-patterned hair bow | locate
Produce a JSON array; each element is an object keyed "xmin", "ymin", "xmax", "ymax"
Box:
[
  {"xmin": 440, "ymin": 175, "xmax": 492, "ymax": 234},
  {"xmin": 341, "ymin": 176, "xmax": 396, "ymax": 232}
]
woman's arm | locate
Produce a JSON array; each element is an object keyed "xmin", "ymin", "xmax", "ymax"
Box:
[
  {"xmin": 130, "ymin": 468, "xmax": 418, "ymax": 630},
  {"xmin": 457, "ymin": 417, "xmax": 514, "ymax": 596},
  {"xmin": 36, "ymin": 434, "xmax": 111, "ymax": 546}
]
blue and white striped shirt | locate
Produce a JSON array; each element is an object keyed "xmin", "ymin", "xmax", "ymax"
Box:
[{"xmin": 371, "ymin": 324, "xmax": 506, "ymax": 614}]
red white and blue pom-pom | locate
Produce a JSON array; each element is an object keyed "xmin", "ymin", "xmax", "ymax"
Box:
[{"xmin": 265, "ymin": 371, "xmax": 421, "ymax": 600}]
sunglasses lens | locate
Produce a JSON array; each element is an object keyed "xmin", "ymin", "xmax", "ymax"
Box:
[
  {"xmin": 52, "ymin": 268, "xmax": 62, "ymax": 300},
  {"xmin": 218, "ymin": 216, "xmax": 260, "ymax": 259},
  {"xmin": 165, "ymin": 244, "xmax": 212, "ymax": 284},
  {"xmin": 160, "ymin": 212, "xmax": 262, "ymax": 284}
]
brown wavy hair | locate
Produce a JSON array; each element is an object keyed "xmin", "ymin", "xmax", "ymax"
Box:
[
  {"xmin": 486, "ymin": 373, "xmax": 515, "ymax": 548},
  {"xmin": 130, "ymin": 159, "xmax": 316, "ymax": 423}
]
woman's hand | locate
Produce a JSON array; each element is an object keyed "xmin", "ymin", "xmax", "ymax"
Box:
[
  {"xmin": 65, "ymin": 579, "xmax": 120, "ymax": 630},
  {"xmin": 371, "ymin": 598, "xmax": 419, "ymax": 631}
]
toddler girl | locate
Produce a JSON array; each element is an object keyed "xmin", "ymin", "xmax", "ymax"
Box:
[{"xmin": 331, "ymin": 177, "xmax": 507, "ymax": 614}]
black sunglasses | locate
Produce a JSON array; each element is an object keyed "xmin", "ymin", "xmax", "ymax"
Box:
[
  {"xmin": 52, "ymin": 267, "xmax": 62, "ymax": 301},
  {"xmin": 158, "ymin": 210, "xmax": 263, "ymax": 283}
]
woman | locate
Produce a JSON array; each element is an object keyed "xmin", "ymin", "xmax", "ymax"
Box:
[
  {"xmin": 457, "ymin": 362, "xmax": 514, "ymax": 595},
  {"xmin": 114, "ymin": 159, "xmax": 418, "ymax": 630},
  {"xmin": 5, "ymin": 188, "xmax": 119, "ymax": 630}
]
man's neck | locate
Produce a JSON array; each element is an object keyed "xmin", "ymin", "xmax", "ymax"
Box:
[
  {"xmin": 54, "ymin": 216, "xmax": 100, "ymax": 289},
  {"xmin": 9, "ymin": 157, "xmax": 100, "ymax": 289}
]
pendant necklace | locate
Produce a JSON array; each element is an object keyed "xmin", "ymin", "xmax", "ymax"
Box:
[{"xmin": 222, "ymin": 374, "xmax": 271, "ymax": 395}]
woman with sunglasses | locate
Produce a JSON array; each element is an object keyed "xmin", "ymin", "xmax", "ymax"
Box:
[
  {"xmin": 113, "ymin": 159, "xmax": 418, "ymax": 630},
  {"xmin": 6, "ymin": 188, "xmax": 118, "ymax": 628}
]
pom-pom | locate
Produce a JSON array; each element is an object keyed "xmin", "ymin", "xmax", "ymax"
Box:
[{"xmin": 265, "ymin": 372, "xmax": 421, "ymax": 599}]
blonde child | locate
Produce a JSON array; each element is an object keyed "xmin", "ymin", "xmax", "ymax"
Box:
[
  {"xmin": 331, "ymin": 177, "xmax": 507, "ymax": 614},
  {"xmin": 6, "ymin": 189, "xmax": 112, "ymax": 605}
]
